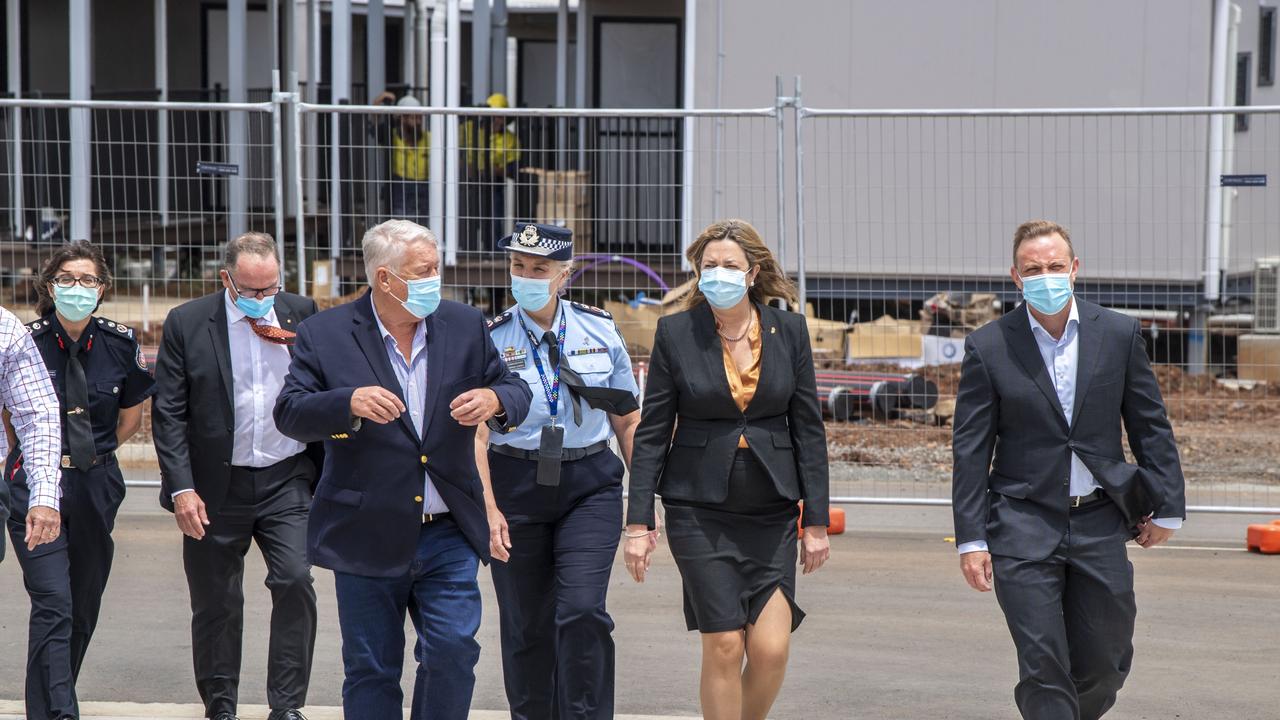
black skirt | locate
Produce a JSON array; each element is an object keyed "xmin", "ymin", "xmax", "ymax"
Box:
[{"xmin": 662, "ymin": 449, "xmax": 804, "ymax": 633}]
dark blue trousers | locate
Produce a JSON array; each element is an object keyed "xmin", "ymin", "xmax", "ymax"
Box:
[
  {"xmin": 6, "ymin": 459, "xmax": 126, "ymax": 720},
  {"xmin": 488, "ymin": 449, "xmax": 624, "ymax": 720},
  {"xmin": 334, "ymin": 518, "xmax": 482, "ymax": 720}
]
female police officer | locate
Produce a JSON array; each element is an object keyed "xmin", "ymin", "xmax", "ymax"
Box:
[
  {"xmin": 4, "ymin": 240, "xmax": 155, "ymax": 720},
  {"xmin": 476, "ymin": 223, "xmax": 643, "ymax": 720}
]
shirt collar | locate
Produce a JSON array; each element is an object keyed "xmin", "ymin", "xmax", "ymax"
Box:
[
  {"xmin": 515, "ymin": 301, "xmax": 566, "ymax": 340},
  {"xmin": 371, "ymin": 297, "xmax": 427, "ymax": 349},
  {"xmin": 1026, "ymin": 298, "xmax": 1079, "ymax": 341},
  {"xmin": 224, "ymin": 288, "xmax": 279, "ymax": 325},
  {"xmin": 49, "ymin": 313, "xmax": 93, "ymax": 352}
]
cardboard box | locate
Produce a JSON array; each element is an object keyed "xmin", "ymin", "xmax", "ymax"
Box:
[
  {"xmin": 523, "ymin": 168, "xmax": 593, "ymax": 254},
  {"xmin": 311, "ymin": 259, "xmax": 337, "ymax": 299},
  {"xmin": 605, "ymin": 279, "xmax": 695, "ymax": 356},
  {"xmin": 847, "ymin": 316, "xmax": 924, "ymax": 360},
  {"xmin": 1238, "ymin": 334, "xmax": 1280, "ymax": 383}
]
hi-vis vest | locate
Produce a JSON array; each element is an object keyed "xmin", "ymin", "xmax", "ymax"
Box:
[{"xmin": 392, "ymin": 131, "xmax": 430, "ymax": 181}]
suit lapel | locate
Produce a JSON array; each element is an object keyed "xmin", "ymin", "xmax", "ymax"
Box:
[
  {"xmin": 693, "ymin": 303, "xmax": 740, "ymax": 415},
  {"xmin": 747, "ymin": 303, "xmax": 783, "ymax": 414},
  {"xmin": 418, "ymin": 311, "xmax": 447, "ymax": 446},
  {"xmin": 1002, "ymin": 308, "xmax": 1069, "ymax": 430},
  {"xmin": 351, "ymin": 294, "xmax": 418, "ymax": 443},
  {"xmin": 1069, "ymin": 300, "xmax": 1104, "ymax": 431},
  {"xmin": 207, "ymin": 293, "xmax": 236, "ymax": 412},
  {"xmin": 274, "ymin": 297, "xmax": 300, "ymax": 358}
]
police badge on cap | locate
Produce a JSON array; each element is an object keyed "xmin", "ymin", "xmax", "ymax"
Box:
[{"xmin": 497, "ymin": 222, "xmax": 574, "ymax": 261}]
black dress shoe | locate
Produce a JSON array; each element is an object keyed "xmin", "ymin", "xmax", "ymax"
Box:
[
  {"xmin": 211, "ymin": 714, "xmax": 239, "ymax": 720},
  {"xmin": 267, "ymin": 710, "xmax": 309, "ymax": 720}
]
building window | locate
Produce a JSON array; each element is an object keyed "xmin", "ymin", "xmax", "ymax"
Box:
[
  {"xmin": 1235, "ymin": 52, "xmax": 1251, "ymax": 132},
  {"xmin": 1261, "ymin": 6, "xmax": 1277, "ymax": 86}
]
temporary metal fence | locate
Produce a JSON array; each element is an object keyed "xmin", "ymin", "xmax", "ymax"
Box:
[{"xmin": 0, "ymin": 90, "xmax": 1277, "ymax": 514}]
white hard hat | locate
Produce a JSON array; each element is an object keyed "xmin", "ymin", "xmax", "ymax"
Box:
[{"xmin": 397, "ymin": 95, "xmax": 422, "ymax": 108}]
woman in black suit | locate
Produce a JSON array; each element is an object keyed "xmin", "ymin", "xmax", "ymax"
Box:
[{"xmin": 624, "ymin": 219, "xmax": 831, "ymax": 720}]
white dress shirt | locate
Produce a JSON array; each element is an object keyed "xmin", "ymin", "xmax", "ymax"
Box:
[
  {"xmin": 371, "ymin": 303, "xmax": 449, "ymax": 515},
  {"xmin": 225, "ymin": 291, "xmax": 305, "ymax": 468},
  {"xmin": 171, "ymin": 292, "xmax": 303, "ymax": 501},
  {"xmin": 957, "ymin": 301, "xmax": 1181, "ymax": 555}
]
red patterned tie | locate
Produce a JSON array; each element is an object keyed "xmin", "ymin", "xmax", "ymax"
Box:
[{"xmin": 249, "ymin": 317, "xmax": 296, "ymax": 346}]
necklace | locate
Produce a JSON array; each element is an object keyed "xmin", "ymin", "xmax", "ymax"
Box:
[{"xmin": 717, "ymin": 314, "xmax": 754, "ymax": 343}]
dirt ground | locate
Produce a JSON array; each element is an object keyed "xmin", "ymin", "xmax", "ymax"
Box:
[{"xmin": 825, "ymin": 363, "xmax": 1280, "ymax": 487}]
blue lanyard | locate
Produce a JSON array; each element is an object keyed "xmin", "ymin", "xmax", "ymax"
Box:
[{"xmin": 518, "ymin": 310, "xmax": 567, "ymax": 422}]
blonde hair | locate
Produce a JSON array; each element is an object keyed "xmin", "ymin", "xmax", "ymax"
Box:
[{"xmin": 684, "ymin": 219, "xmax": 797, "ymax": 309}]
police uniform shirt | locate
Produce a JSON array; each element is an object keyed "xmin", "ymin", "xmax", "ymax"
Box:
[
  {"xmin": 487, "ymin": 301, "xmax": 638, "ymax": 451},
  {"xmin": 27, "ymin": 314, "xmax": 156, "ymax": 455}
]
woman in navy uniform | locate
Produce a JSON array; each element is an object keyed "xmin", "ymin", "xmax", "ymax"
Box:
[
  {"xmin": 476, "ymin": 223, "xmax": 644, "ymax": 720},
  {"xmin": 4, "ymin": 241, "xmax": 156, "ymax": 720}
]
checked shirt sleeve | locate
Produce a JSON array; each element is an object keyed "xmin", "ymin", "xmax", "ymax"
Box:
[{"xmin": 0, "ymin": 309, "xmax": 62, "ymax": 510}]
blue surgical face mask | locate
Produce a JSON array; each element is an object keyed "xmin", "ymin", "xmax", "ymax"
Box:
[
  {"xmin": 698, "ymin": 266, "xmax": 749, "ymax": 309},
  {"xmin": 1019, "ymin": 272, "xmax": 1073, "ymax": 315},
  {"xmin": 53, "ymin": 284, "xmax": 99, "ymax": 322},
  {"xmin": 510, "ymin": 273, "xmax": 554, "ymax": 312},
  {"xmin": 235, "ymin": 294, "xmax": 275, "ymax": 319},
  {"xmin": 227, "ymin": 272, "xmax": 278, "ymax": 319},
  {"xmin": 389, "ymin": 270, "xmax": 442, "ymax": 319}
]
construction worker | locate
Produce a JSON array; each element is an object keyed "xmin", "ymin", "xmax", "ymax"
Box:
[
  {"xmin": 372, "ymin": 91, "xmax": 431, "ymax": 225},
  {"xmin": 461, "ymin": 93, "xmax": 523, "ymax": 253}
]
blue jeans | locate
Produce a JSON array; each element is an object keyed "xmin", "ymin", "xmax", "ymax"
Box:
[{"xmin": 334, "ymin": 520, "xmax": 481, "ymax": 720}]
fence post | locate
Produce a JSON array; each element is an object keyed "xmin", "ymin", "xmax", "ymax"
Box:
[
  {"xmin": 792, "ymin": 76, "xmax": 806, "ymax": 313},
  {"xmin": 6, "ymin": 0, "xmax": 22, "ymax": 237},
  {"xmin": 774, "ymin": 76, "xmax": 788, "ymax": 280},
  {"xmin": 291, "ymin": 79, "xmax": 309, "ymax": 296},
  {"xmin": 271, "ymin": 71, "xmax": 288, "ymax": 287}
]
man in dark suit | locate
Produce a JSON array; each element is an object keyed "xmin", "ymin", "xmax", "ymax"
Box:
[
  {"xmin": 952, "ymin": 219, "xmax": 1186, "ymax": 720},
  {"xmin": 273, "ymin": 219, "xmax": 531, "ymax": 720},
  {"xmin": 152, "ymin": 232, "xmax": 319, "ymax": 720}
]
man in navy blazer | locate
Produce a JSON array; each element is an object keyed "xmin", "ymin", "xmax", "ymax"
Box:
[{"xmin": 274, "ymin": 219, "xmax": 531, "ymax": 720}]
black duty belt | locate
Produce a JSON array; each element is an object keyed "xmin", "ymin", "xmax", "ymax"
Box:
[
  {"xmin": 488, "ymin": 439, "xmax": 610, "ymax": 463},
  {"xmin": 60, "ymin": 452, "xmax": 114, "ymax": 469}
]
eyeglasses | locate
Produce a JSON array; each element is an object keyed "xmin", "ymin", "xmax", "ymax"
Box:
[
  {"xmin": 227, "ymin": 273, "xmax": 282, "ymax": 300},
  {"xmin": 52, "ymin": 275, "xmax": 104, "ymax": 289}
]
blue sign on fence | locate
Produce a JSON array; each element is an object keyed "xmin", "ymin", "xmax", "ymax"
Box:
[{"xmin": 1220, "ymin": 174, "xmax": 1267, "ymax": 187}]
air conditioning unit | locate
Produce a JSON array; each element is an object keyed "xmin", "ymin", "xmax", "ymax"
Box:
[{"xmin": 1255, "ymin": 257, "xmax": 1280, "ymax": 333}]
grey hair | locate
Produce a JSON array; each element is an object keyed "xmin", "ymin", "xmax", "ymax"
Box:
[
  {"xmin": 363, "ymin": 219, "xmax": 439, "ymax": 285},
  {"xmin": 223, "ymin": 231, "xmax": 279, "ymax": 270}
]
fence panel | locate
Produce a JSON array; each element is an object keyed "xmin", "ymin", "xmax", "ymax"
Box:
[
  {"xmin": 798, "ymin": 107, "xmax": 1280, "ymax": 512},
  {"xmin": 291, "ymin": 103, "xmax": 781, "ymax": 353}
]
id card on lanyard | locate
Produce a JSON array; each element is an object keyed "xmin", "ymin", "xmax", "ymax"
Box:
[{"xmin": 519, "ymin": 310, "xmax": 566, "ymax": 486}]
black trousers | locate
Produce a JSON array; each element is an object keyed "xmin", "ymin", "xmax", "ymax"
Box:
[
  {"xmin": 6, "ymin": 458, "xmax": 126, "ymax": 720},
  {"xmin": 488, "ymin": 449, "xmax": 624, "ymax": 720},
  {"xmin": 182, "ymin": 455, "xmax": 318, "ymax": 717},
  {"xmin": 992, "ymin": 499, "xmax": 1137, "ymax": 720}
]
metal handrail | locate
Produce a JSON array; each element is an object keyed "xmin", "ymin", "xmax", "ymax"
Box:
[{"xmin": 800, "ymin": 104, "xmax": 1280, "ymax": 118}]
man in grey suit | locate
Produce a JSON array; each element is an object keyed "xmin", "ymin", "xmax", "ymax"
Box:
[{"xmin": 952, "ymin": 219, "xmax": 1186, "ymax": 720}]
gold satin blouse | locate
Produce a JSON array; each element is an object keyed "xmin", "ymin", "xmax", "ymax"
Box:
[{"xmin": 719, "ymin": 311, "xmax": 762, "ymax": 448}]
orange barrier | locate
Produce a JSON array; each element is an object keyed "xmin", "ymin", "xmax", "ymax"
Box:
[
  {"xmin": 798, "ymin": 505, "xmax": 846, "ymax": 535},
  {"xmin": 1245, "ymin": 520, "xmax": 1280, "ymax": 554}
]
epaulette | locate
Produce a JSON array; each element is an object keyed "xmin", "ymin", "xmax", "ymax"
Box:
[
  {"xmin": 487, "ymin": 311, "xmax": 513, "ymax": 331},
  {"xmin": 570, "ymin": 301, "xmax": 612, "ymax": 320},
  {"xmin": 26, "ymin": 319, "xmax": 50, "ymax": 335},
  {"xmin": 95, "ymin": 317, "xmax": 136, "ymax": 340}
]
